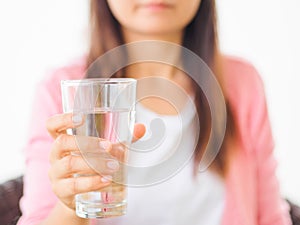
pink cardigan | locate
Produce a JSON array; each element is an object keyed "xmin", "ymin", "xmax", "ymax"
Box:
[{"xmin": 17, "ymin": 56, "xmax": 291, "ymax": 225}]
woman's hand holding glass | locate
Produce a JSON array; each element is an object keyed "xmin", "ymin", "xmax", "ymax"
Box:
[{"xmin": 46, "ymin": 113, "xmax": 145, "ymax": 211}]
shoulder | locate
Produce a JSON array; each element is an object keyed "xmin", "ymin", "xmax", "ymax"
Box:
[
  {"xmin": 222, "ymin": 55, "xmax": 265, "ymax": 98},
  {"xmin": 41, "ymin": 56, "xmax": 87, "ymax": 89},
  {"xmin": 32, "ymin": 56, "xmax": 87, "ymax": 115},
  {"xmin": 221, "ymin": 55, "xmax": 266, "ymax": 112},
  {"xmin": 221, "ymin": 55, "xmax": 271, "ymax": 151}
]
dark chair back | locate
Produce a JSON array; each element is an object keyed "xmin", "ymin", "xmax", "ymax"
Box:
[{"xmin": 0, "ymin": 176, "xmax": 23, "ymax": 225}]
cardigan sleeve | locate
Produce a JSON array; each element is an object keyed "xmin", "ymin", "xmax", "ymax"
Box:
[
  {"xmin": 248, "ymin": 66, "xmax": 291, "ymax": 225},
  {"xmin": 17, "ymin": 76, "xmax": 61, "ymax": 225},
  {"xmin": 17, "ymin": 58, "xmax": 85, "ymax": 225}
]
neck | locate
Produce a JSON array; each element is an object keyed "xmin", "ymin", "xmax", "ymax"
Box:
[
  {"xmin": 121, "ymin": 28, "xmax": 193, "ymax": 115},
  {"xmin": 122, "ymin": 28, "xmax": 184, "ymax": 45},
  {"xmin": 122, "ymin": 29, "xmax": 184, "ymax": 79}
]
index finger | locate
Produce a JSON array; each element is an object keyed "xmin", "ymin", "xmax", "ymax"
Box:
[{"xmin": 46, "ymin": 113, "xmax": 83, "ymax": 139}]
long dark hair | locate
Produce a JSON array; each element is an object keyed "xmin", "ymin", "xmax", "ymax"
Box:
[{"xmin": 87, "ymin": 0, "xmax": 235, "ymax": 175}]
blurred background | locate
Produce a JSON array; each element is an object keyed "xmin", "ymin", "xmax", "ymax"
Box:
[{"xmin": 0, "ymin": 0, "xmax": 299, "ymax": 204}]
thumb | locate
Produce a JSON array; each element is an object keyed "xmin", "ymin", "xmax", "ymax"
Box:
[{"xmin": 132, "ymin": 123, "xmax": 146, "ymax": 142}]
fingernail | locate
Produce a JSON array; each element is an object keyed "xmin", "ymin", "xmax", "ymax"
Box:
[
  {"xmin": 99, "ymin": 141, "xmax": 111, "ymax": 151},
  {"xmin": 101, "ymin": 175, "xmax": 112, "ymax": 183},
  {"xmin": 72, "ymin": 114, "xmax": 82, "ymax": 125},
  {"xmin": 106, "ymin": 160, "xmax": 119, "ymax": 170}
]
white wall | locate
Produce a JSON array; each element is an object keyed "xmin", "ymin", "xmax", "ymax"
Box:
[
  {"xmin": 0, "ymin": 0, "xmax": 299, "ymax": 204},
  {"xmin": 0, "ymin": 0, "xmax": 89, "ymax": 181}
]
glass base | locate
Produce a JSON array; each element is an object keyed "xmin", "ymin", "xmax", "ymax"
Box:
[{"xmin": 76, "ymin": 201, "xmax": 127, "ymax": 218}]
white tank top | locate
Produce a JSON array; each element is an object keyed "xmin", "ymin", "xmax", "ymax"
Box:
[{"xmin": 97, "ymin": 99, "xmax": 225, "ymax": 225}]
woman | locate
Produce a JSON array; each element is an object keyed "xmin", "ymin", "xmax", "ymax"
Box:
[{"xmin": 17, "ymin": 0, "xmax": 291, "ymax": 225}]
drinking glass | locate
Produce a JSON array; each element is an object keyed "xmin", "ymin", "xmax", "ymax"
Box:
[{"xmin": 61, "ymin": 78, "xmax": 136, "ymax": 218}]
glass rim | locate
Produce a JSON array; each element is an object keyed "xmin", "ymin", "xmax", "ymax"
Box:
[{"xmin": 61, "ymin": 78, "xmax": 136, "ymax": 86}]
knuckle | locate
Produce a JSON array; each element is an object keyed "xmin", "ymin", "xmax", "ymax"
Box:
[
  {"xmin": 72, "ymin": 177, "xmax": 79, "ymax": 195},
  {"xmin": 56, "ymin": 134, "xmax": 68, "ymax": 145},
  {"xmin": 65, "ymin": 113, "xmax": 73, "ymax": 124},
  {"xmin": 89, "ymin": 176, "xmax": 102, "ymax": 190},
  {"xmin": 53, "ymin": 186, "xmax": 63, "ymax": 199},
  {"xmin": 52, "ymin": 135, "xmax": 67, "ymax": 159},
  {"xmin": 48, "ymin": 168, "xmax": 53, "ymax": 180},
  {"xmin": 50, "ymin": 182, "xmax": 58, "ymax": 196},
  {"xmin": 71, "ymin": 176, "xmax": 102, "ymax": 195},
  {"xmin": 62, "ymin": 155, "xmax": 74, "ymax": 173},
  {"xmin": 49, "ymin": 153, "xmax": 53, "ymax": 165},
  {"xmin": 55, "ymin": 134, "xmax": 72, "ymax": 152},
  {"xmin": 45, "ymin": 117, "xmax": 53, "ymax": 131},
  {"xmin": 49, "ymin": 145, "xmax": 57, "ymax": 164},
  {"xmin": 53, "ymin": 134, "xmax": 76, "ymax": 160},
  {"xmin": 48, "ymin": 169, "xmax": 60, "ymax": 196}
]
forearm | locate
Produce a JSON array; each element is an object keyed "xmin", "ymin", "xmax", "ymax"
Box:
[{"xmin": 38, "ymin": 201, "xmax": 90, "ymax": 225}]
